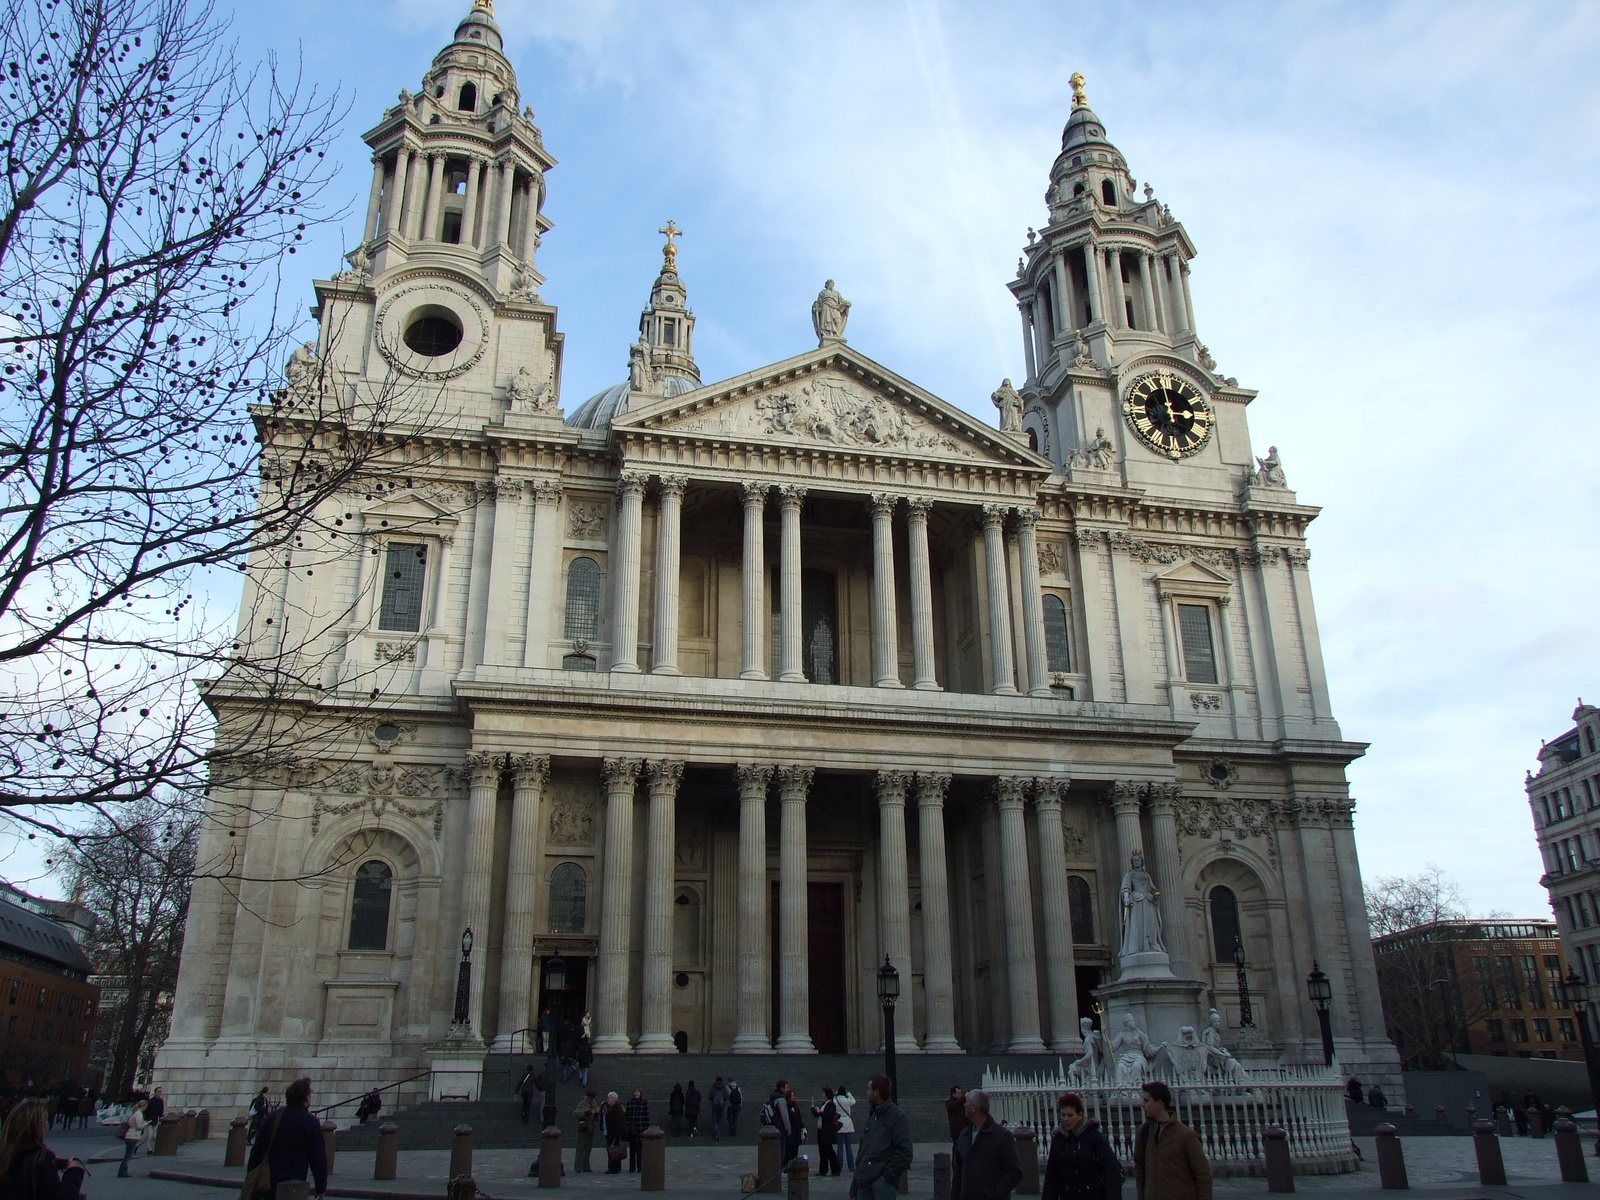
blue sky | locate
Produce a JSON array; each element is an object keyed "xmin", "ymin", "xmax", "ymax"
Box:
[{"xmin": 7, "ymin": 1, "xmax": 1598, "ymax": 918}]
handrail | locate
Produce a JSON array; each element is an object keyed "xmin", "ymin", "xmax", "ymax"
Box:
[{"xmin": 312, "ymin": 1071, "xmax": 431, "ymax": 1118}]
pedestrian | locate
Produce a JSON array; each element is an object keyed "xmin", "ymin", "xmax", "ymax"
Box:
[
  {"xmin": 946, "ymin": 1086, "xmax": 968, "ymax": 1142},
  {"xmin": 244, "ymin": 1077, "xmax": 329, "ymax": 1199},
  {"xmin": 516, "ymin": 1062, "xmax": 543, "ymax": 1124},
  {"xmin": 785, "ymin": 1085, "xmax": 805, "ymax": 1165},
  {"xmin": 1365, "ymin": 1083, "xmax": 1386, "ymax": 1109},
  {"xmin": 812, "ymin": 1086, "xmax": 842, "ymax": 1177},
  {"xmin": 537, "ymin": 1005, "xmax": 554, "ymax": 1054},
  {"xmin": 1133, "ymin": 1081, "xmax": 1211, "ymax": 1200},
  {"xmin": 727, "ymin": 1080, "xmax": 743, "ymax": 1138},
  {"xmin": 849, "ymin": 1075, "xmax": 913, "ymax": 1200},
  {"xmin": 574, "ymin": 1091, "xmax": 601, "ymax": 1172},
  {"xmin": 836, "ymin": 1085, "xmax": 858, "ymax": 1172},
  {"xmin": 356, "ymin": 1088, "xmax": 382, "ymax": 1124},
  {"xmin": 248, "ymin": 1086, "xmax": 270, "ymax": 1144},
  {"xmin": 710, "ymin": 1077, "xmax": 728, "ymax": 1140},
  {"xmin": 626, "ymin": 1087, "xmax": 650, "ymax": 1172},
  {"xmin": 669, "ymin": 1083, "xmax": 685, "ymax": 1137},
  {"xmin": 601, "ymin": 1091, "xmax": 628, "ymax": 1175},
  {"xmin": 1513, "ymin": 1102, "xmax": 1528, "ymax": 1137},
  {"xmin": 1344, "ymin": 1077, "xmax": 1363, "ymax": 1104},
  {"xmin": 1, "ymin": 1097, "xmax": 86, "ymax": 1198},
  {"xmin": 582, "ymin": 1009, "xmax": 593, "ymax": 1041},
  {"xmin": 559, "ymin": 1020, "xmax": 579, "ymax": 1081},
  {"xmin": 685, "ymin": 1080, "xmax": 702, "ymax": 1137},
  {"xmin": 117, "ymin": 1098, "xmax": 150, "ymax": 1177},
  {"xmin": 767, "ymin": 1079, "xmax": 795, "ymax": 1165},
  {"xmin": 952, "ymin": 1089, "xmax": 1023, "ymax": 1200},
  {"xmin": 1043, "ymin": 1092, "xmax": 1123, "ymax": 1200},
  {"xmin": 144, "ymin": 1086, "xmax": 166, "ymax": 1151}
]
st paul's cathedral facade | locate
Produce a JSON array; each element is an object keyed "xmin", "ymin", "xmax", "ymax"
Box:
[{"xmin": 158, "ymin": 1, "xmax": 1400, "ymax": 1107}]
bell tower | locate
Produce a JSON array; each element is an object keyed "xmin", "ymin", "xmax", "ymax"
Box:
[{"xmin": 631, "ymin": 221, "xmax": 700, "ymax": 389}]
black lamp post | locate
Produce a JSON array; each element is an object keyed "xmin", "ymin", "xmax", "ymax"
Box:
[
  {"xmin": 1233, "ymin": 938, "xmax": 1255, "ymax": 1029},
  {"xmin": 1556, "ymin": 968, "xmax": 1600, "ymax": 1155},
  {"xmin": 540, "ymin": 954, "xmax": 566, "ymax": 1129},
  {"xmin": 1307, "ymin": 960, "xmax": 1334, "ymax": 1066},
  {"xmin": 876, "ymin": 955, "xmax": 900, "ymax": 1102},
  {"xmin": 452, "ymin": 926, "xmax": 474, "ymax": 1029}
]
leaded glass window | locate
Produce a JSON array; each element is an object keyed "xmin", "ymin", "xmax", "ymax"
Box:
[
  {"xmin": 378, "ymin": 543, "xmax": 427, "ymax": 632},
  {"xmin": 564, "ymin": 557, "xmax": 601, "ymax": 641},
  {"xmin": 1209, "ymin": 885, "xmax": 1240, "ymax": 962},
  {"xmin": 1068, "ymin": 875, "xmax": 1095, "ymax": 945},
  {"xmin": 548, "ymin": 862, "xmax": 587, "ymax": 933},
  {"xmin": 1178, "ymin": 603, "xmax": 1218, "ymax": 685},
  {"xmin": 1044, "ymin": 594, "xmax": 1071, "ymax": 673},
  {"xmin": 348, "ymin": 860, "xmax": 393, "ymax": 951}
]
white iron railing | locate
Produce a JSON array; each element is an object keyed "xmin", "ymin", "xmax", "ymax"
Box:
[{"xmin": 981, "ymin": 1062, "xmax": 1357, "ymax": 1176}]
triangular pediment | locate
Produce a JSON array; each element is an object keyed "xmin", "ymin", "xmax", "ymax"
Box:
[
  {"xmin": 1152, "ymin": 557, "xmax": 1232, "ymax": 598},
  {"xmin": 616, "ymin": 346, "xmax": 1051, "ymax": 471},
  {"xmin": 360, "ymin": 492, "xmax": 460, "ymax": 534}
]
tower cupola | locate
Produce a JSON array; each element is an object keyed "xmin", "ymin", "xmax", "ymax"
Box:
[{"xmin": 636, "ymin": 221, "xmax": 700, "ymax": 388}]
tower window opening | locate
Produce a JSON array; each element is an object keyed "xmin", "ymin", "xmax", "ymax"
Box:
[
  {"xmin": 459, "ymin": 82, "xmax": 478, "ymax": 112},
  {"xmin": 661, "ymin": 318, "xmax": 676, "ymax": 346},
  {"xmin": 1125, "ymin": 298, "xmax": 1137, "ymax": 328},
  {"xmin": 564, "ymin": 557, "xmax": 601, "ymax": 643},
  {"xmin": 1209, "ymin": 885, "xmax": 1241, "ymax": 962},
  {"xmin": 1040, "ymin": 280, "xmax": 1055, "ymax": 338},
  {"xmin": 404, "ymin": 312, "xmax": 463, "ymax": 357},
  {"xmin": 348, "ymin": 860, "xmax": 393, "ymax": 951},
  {"xmin": 1072, "ymin": 181, "xmax": 1085, "ymax": 196},
  {"xmin": 1026, "ymin": 429, "xmax": 1039, "ymax": 453},
  {"xmin": 1101, "ymin": 179, "xmax": 1116, "ymax": 206},
  {"xmin": 441, "ymin": 212, "xmax": 463, "ymax": 244},
  {"xmin": 1072, "ymin": 155, "xmax": 1083, "ymax": 167}
]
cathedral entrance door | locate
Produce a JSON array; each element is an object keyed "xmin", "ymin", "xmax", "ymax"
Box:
[
  {"xmin": 539, "ymin": 954, "xmax": 589, "ymax": 1034},
  {"xmin": 808, "ymin": 882, "xmax": 847, "ymax": 1052}
]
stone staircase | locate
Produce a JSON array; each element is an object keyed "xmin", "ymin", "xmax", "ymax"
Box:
[{"xmin": 1341, "ymin": 1098, "xmax": 1461, "ymax": 1139}]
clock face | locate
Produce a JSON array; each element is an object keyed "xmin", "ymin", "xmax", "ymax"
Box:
[{"xmin": 1122, "ymin": 371, "xmax": 1213, "ymax": 460}]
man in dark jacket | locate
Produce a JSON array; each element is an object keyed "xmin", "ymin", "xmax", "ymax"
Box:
[
  {"xmin": 947, "ymin": 1086, "xmax": 968, "ymax": 1142},
  {"xmin": 516, "ymin": 1063, "xmax": 544, "ymax": 1124},
  {"xmin": 685, "ymin": 1080, "xmax": 703, "ymax": 1137},
  {"xmin": 1133, "ymin": 1082, "xmax": 1211, "ymax": 1200},
  {"xmin": 1043, "ymin": 1092, "xmax": 1123, "ymax": 1200},
  {"xmin": 245, "ymin": 1077, "xmax": 328, "ymax": 1198},
  {"xmin": 850, "ymin": 1075, "xmax": 913, "ymax": 1200},
  {"xmin": 768, "ymin": 1080, "xmax": 794, "ymax": 1165},
  {"xmin": 952, "ymin": 1089, "xmax": 1023, "ymax": 1200}
]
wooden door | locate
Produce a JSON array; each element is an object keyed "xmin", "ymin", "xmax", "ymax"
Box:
[{"xmin": 808, "ymin": 882, "xmax": 847, "ymax": 1053}]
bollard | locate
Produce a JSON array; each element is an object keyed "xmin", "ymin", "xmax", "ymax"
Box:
[
  {"xmin": 641, "ymin": 1126, "xmax": 665, "ymax": 1191},
  {"xmin": 1402, "ymin": 1104, "xmax": 1415, "ymax": 1119},
  {"xmin": 274, "ymin": 1183, "xmax": 310, "ymax": 1200},
  {"xmin": 1434, "ymin": 1106, "xmax": 1447, "ymax": 1127},
  {"xmin": 447, "ymin": 1177, "xmax": 477, "ymax": 1200},
  {"xmin": 225, "ymin": 1116, "xmax": 248, "ymax": 1167},
  {"xmin": 932, "ymin": 1151, "xmax": 951, "ymax": 1200},
  {"xmin": 1374, "ymin": 1124, "xmax": 1408, "ymax": 1190},
  {"xmin": 1263, "ymin": 1124, "xmax": 1294, "ymax": 1193},
  {"xmin": 197, "ymin": 1109, "xmax": 211, "ymax": 1140},
  {"xmin": 1529, "ymin": 1107, "xmax": 1546, "ymax": 1138},
  {"xmin": 322, "ymin": 1119, "xmax": 337, "ymax": 1175},
  {"xmin": 786, "ymin": 1154, "xmax": 810, "ymax": 1200},
  {"xmin": 539, "ymin": 1125, "xmax": 563, "ymax": 1188},
  {"xmin": 374, "ymin": 1123, "xmax": 399, "ymax": 1180},
  {"xmin": 181, "ymin": 1110, "xmax": 197, "ymax": 1143},
  {"xmin": 758, "ymin": 1127, "xmax": 782, "ymax": 1193},
  {"xmin": 1495, "ymin": 1107, "xmax": 1514, "ymax": 1138},
  {"xmin": 1465, "ymin": 1105, "xmax": 1477, "ymax": 1128},
  {"xmin": 153, "ymin": 1115, "xmax": 183, "ymax": 1156},
  {"xmin": 450, "ymin": 1123, "xmax": 474, "ymax": 1181},
  {"xmin": 1014, "ymin": 1126, "xmax": 1039, "ymax": 1195},
  {"xmin": 1554, "ymin": 1117, "xmax": 1590, "ymax": 1183},
  {"xmin": 1472, "ymin": 1120, "xmax": 1507, "ymax": 1187}
]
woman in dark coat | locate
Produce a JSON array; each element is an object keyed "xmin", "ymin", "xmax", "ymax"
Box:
[
  {"xmin": 1042, "ymin": 1092, "xmax": 1123, "ymax": 1200},
  {"xmin": 811, "ymin": 1086, "xmax": 841, "ymax": 1176},
  {"xmin": 0, "ymin": 1099, "xmax": 85, "ymax": 1199}
]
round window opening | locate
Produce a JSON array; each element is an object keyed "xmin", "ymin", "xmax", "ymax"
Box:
[
  {"xmin": 374, "ymin": 723, "xmax": 401, "ymax": 745},
  {"xmin": 404, "ymin": 312, "xmax": 463, "ymax": 357}
]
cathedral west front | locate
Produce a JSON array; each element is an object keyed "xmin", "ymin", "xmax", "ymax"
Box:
[{"xmin": 157, "ymin": 1, "xmax": 1401, "ymax": 1109}]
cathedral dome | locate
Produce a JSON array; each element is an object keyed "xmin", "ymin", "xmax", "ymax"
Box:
[{"xmin": 565, "ymin": 374, "xmax": 698, "ymax": 430}]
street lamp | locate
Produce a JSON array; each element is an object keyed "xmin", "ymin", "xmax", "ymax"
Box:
[
  {"xmin": 1556, "ymin": 968, "xmax": 1600, "ymax": 1156},
  {"xmin": 540, "ymin": 955, "xmax": 567, "ymax": 1129},
  {"xmin": 876, "ymin": 955, "xmax": 900, "ymax": 1102},
  {"xmin": 1306, "ymin": 960, "xmax": 1334, "ymax": 1067},
  {"xmin": 452, "ymin": 926, "xmax": 474, "ymax": 1029},
  {"xmin": 1233, "ymin": 938, "xmax": 1255, "ymax": 1029}
]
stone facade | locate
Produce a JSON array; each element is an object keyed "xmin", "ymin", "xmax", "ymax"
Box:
[
  {"xmin": 1530, "ymin": 704, "xmax": 1600, "ymax": 996},
  {"xmin": 154, "ymin": 5, "xmax": 1400, "ymax": 1108}
]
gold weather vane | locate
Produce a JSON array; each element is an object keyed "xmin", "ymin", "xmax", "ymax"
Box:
[
  {"xmin": 659, "ymin": 220, "xmax": 683, "ymax": 270},
  {"xmin": 1070, "ymin": 71, "xmax": 1088, "ymax": 109}
]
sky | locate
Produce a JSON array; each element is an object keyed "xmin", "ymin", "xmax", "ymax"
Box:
[{"xmin": 6, "ymin": 0, "xmax": 1598, "ymax": 919}]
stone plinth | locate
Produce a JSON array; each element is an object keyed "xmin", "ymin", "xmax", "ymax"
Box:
[
  {"xmin": 1093, "ymin": 975, "xmax": 1208, "ymax": 1049},
  {"xmin": 429, "ymin": 1030, "xmax": 486, "ymax": 1101}
]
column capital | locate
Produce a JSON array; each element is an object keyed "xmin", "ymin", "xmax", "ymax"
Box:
[
  {"xmin": 994, "ymin": 776, "xmax": 1030, "ymax": 810},
  {"xmin": 981, "ymin": 502, "xmax": 1011, "ymax": 529},
  {"xmin": 869, "ymin": 492, "xmax": 899, "ymax": 519},
  {"xmin": 1032, "ymin": 777, "xmax": 1070, "ymax": 807},
  {"xmin": 616, "ymin": 470, "xmax": 649, "ymax": 497},
  {"xmin": 511, "ymin": 754, "xmax": 550, "ymax": 789},
  {"xmin": 874, "ymin": 770, "xmax": 912, "ymax": 806},
  {"xmin": 1109, "ymin": 780, "xmax": 1145, "ymax": 815},
  {"xmin": 1013, "ymin": 505, "xmax": 1041, "ymax": 532},
  {"xmin": 1146, "ymin": 782, "xmax": 1182, "ymax": 813},
  {"xmin": 741, "ymin": 480, "xmax": 770, "ymax": 508},
  {"xmin": 601, "ymin": 758, "xmax": 643, "ymax": 790},
  {"xmin": 531, "ymin": 480, "xmax": 563, "ymax": 505},
  {"xmin": 645, "ymin": 760, "xmax": 685, "ymax": 793},
  {"xmin": 658, "ymin": 474, "xmax": 688, "ymax": 498},
  {"xmin": 488, "ymin": 477, "xmax": 524, "ymax": 501},
  {"xmin": 778, "ymin": 484, "xmax": 808, "ymax": 508},
  {"xmin": 465, "ymin": 751, "xmax": 505, "ymax": 788},
  {"xmin": 905, "ymin": 496, "xmax": 933, "ymax": 521},
  {"xmin": 776, "ymin": 765, "xmax": 814, "ymax": 799},
  {"xmin": 734, "ymin": 763, "xmax": 773, "ymax": 797},
  {"xmin": 915, "ymin": 773, "xmax": 952, "ymax": 807}
]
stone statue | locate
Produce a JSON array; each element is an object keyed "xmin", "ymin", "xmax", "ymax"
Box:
[
  {"xmin": 1170, "ymin": 1026, "xmax": 1208, "ymax": 1085},
  {"xmin": 991, "ymin": 378, "xmax": 1024, "ymax": 433},
  {"xmin": 1119, "ymin": 849, "xmax": 1164, "ymax": 960},
  {"xmin": 1250, "ymin": 446, "xmax": 1287, "ymax": 489},
  {"xmin": 1067, "ymin": 1017, "xmax": 1106, "ymax": 1086},
  {"xmin": 509, "ymin": 266, "xmax": 541, "ymax": 302},
  {"xmin": 1203, "ymin": 1010, "xmax": 1249, "ymax": 1084},
  {"xmin": 506, "ymin": 364, "xmax": 552, "ymax": 413},
  {"xmin": 1110, "ymin": 1013, "xmax": 1156, "ymax": 1085},
  {"xmin": 335, "ymin": 244, "xmax": 372, "ymax": 283},
  {"xmin": 811, "ymin": 279, "xmax": 850, "ymax": 344},
  {"xmin": 1069, "ymin": 328, "xmax": 1092, "ymax": 367},
  {"xmin": 284, "ymin": 341, "xmax": 318, "ymax": 389},
  {"xmin": 1196, "ymin": 343, "xmax": 1217, "ymax": 371},
  {"xmin": 1072, "ymin": 426, "xmax": 1113, "ymax": 470},
  {"xmin": 628, "ymin": 338, "xmax": 654, "ymax": 391}
]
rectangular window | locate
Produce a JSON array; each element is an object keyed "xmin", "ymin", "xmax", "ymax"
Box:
[
  {"xmin": 34, "ymin": 988, "xmax": 45, "ymax": 1011},
  {"xmin": 1561, "ymin": 1017, "xmax": 1578, "ymax": 1041},
  {"xmin": 1497, "ymin": 957, "xmax": 1521, "ymax": 1009},
  {"xmin": 1542, "ymin": 797, "xmax": 1554, "ymax": 824},
  {"xmin": 1475, "ymin": 957, "xmax": 1496, "ymax": 1010},
  {"xmin": 28, "ymin": 1020, "xmax": 36, "ymax": 1038},
  {"xmin": 661, "ymin": 319, "xmax": 676, "ymax": 346},
  {"xmin": 1487, "ymin": 1019, "xmax": 1505, "ymax": 1044},
  {"xmin": 1510, "ymin": 1018, "xmax": 1529, "ymax": 1042},
  {"xmin": 1534, "ymin": 1017, "xmax": 1553, "ymax": 1041},
  {"xmin": 377, "ymin": 542, "xmax": 427, "ymax": 632},
  {"xmin": 1585, "ymin": 780, "xmax": 1596, "ymax": 808},
  {"xmin": 1177, "ymin": 604, "xmax": 1218, "ymax": 684},
  {"xmin": 5, "ymin": 980, "xmax": 14, "ymax": 1005}
]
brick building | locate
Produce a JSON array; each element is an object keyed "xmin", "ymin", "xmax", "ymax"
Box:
[{"xmin": 0, "ymin": 893, "xmax": 100, "ymax": 1089}]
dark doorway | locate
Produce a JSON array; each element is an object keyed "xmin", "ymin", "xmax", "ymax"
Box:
[
  {"xmin": 770, "ymin": 881, "xmax": 848, "ymax": 1052},
  {"xmin": 1075, "ymin": 965, "xmax": 1102, "ymax": 1029},
  {"xmin": 539, "ymin": 955, "xmax": 590, "ymax": 1033}
]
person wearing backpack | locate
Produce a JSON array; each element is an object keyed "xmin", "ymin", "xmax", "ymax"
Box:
[
  {"xmin": 727, "ymin": 1080, "xmax": 744, "ymax": 1138},
  {"xmin": 709, "ymin": 1077, "xmax": 728, "ymax": 1140},
  {"xmin": 765, "ymin": 1080, "xmax": 795, "ymax": 1165},
  {"xmin": 812, "ymin": 1086, "xmax": 842, "ymax": 1176}
]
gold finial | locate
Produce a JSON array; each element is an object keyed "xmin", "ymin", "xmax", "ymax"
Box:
[
  {"xmin": 472, "ymin": 0, "xmax": 493, "ymax": 13},
  {"xmin": 659, "ymin": 220, "xmax": 683, "ymax": 270},
  {"xmin": 1069, "ymin": 72, "xmax": 1088, "ymax": 110}
]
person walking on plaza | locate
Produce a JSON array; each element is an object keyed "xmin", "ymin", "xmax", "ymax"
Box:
[
  {"xmin": 1133, "ymin": 1082, "xmax": 1211, "ymax": 1200},
  {"xmin": 668, "ymin": 1083, "xmax": 685, "ymax": 1137},
  {"xmin": 1043, "ymin": 1092, "xmax": 1124, "ymax": 1200},
  {"xmin": 727, "ymin": 1080, "xmax": 743, "ymax": 1138},
  {"xmin": 685, "ymin": 1080, "xmax": 703, "ymax": 1137},
  {"xmin": 849, "ymin": 1075, "xmax": 913, "ymax": 1200},
  {"xmin": 574, "ymin": 1092, "xmax": 601, "ymax": 1172},
  {"xmin": 836, "ymin": 1084, "xmax": 858, "ymax": 1172},
  {"xmin": 710, "ymin": 1077, "xmax": 728, "ymax": 1140},
  {"xmin": 576, "ymin": 1033, "xmax": 594, "ymax": 1086},
  {"xmin": 813, "ymin": 1086, "xmax": 842, "ymax": 1177},
  {"xmin": 626, "ymin": 1087, "xmax": 651, "ymax": 1172},
  {"xmin": 117, "ymin": 1098, "xmax": 150, "ymax": 1177},
  {"xmin": 516, "ymin": 1063, "xmax": 543, "ymax": 1124},
  {"xmin": 601, "ymin": 1092, "xmax": 628, "ymax": 1175},
  {"xmin": 946, "ymin": 1085, "xmax": 968, "ymax": 1143},
  {"xmin": 785, "ymin": 1085, "xmax": 805, "ymax": 1165},
  {"xmin": 245, "ymin": 1077, "xmax": 329, "ymax": 1199},
  {"xmin": 767, "ymin": 1079, "xmax": 795, "ymax": 1165},
  {"xmin": 952, "ymin": 1089, "xmax": 1023, "ymax": 1200},
  {"xmin": 248, "ymin": 1086, "xmax": 270, "ymax": 1144},
  {"xmin": 1, "ymin": 1098, "xmax": 86, "ymax": 1198}
]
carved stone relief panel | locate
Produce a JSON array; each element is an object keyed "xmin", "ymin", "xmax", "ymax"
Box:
[{"xmin": 546, "ymin": 777, "xmax": 598, "ymax": 846}]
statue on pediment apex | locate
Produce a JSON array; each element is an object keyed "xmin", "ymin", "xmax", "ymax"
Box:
[{"xmin": 811, "ymin": 279, "xmax": 850, "ymax": 344}]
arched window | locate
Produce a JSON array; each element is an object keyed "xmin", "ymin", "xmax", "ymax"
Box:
[
  {"xmin": 548, "ymin": 862, "xmax": 587, "ymax": 933},
  {"xmin": 1026, "ymin": 429, "xmax": 1039, "ymax": 453},
  {"xmin": 458, "ymin": 82, "xmax": 477, "ymax": 112},
  {"xmin": 1101, "ymin": 179, "xmax": 1117, "ymax": 206},
  {"xmin": 1068, "ymin": 875, "xmax": 1095, "ymax": 945},
  {"xmin": 564, "ymin": 557, "xmax": 600, "ymax": 640},
  {"xmin": 1044, "ymin": 594, "xmax": 1071, "ymax": 673},
  {"xmin": 1210, "ymin": 885, "xmax": 1241, "ymax": 962},
  {"xmin": 1072, "ymin": 181, "xmax": 1086, "ymax": 196},
  {"xmin": 348, "ymin": 860, "xmax": 393, "ymax": 951}
]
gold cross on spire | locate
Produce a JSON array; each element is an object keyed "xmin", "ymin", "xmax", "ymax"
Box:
[
  {"xmin": 1069, "ymin": 71, "xmax": 1088, "ymax": 110},
  {"xmin": 659, "ymin": 220, "xmax": 683, "ymax": 269}
]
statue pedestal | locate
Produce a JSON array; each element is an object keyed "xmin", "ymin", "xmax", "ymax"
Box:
[
  {"xmin": 1094, "ymin": 975, "xmax": 1209, "ymax": 1053},
  {"xmin": 1228, "ymin": 1023, "xmax": 1284, "ymax": 1071},
  {"xmin": 427, "ymin": 1026, "xmax": 485, "ymax": 1101}
]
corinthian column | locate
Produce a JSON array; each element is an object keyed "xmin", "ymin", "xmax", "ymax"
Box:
[
  {"xmin": 594, "ymin": 758, "xmax": 642, "ymax": 1052},
  {"xmin": 610, "ymin": 471, "xmax": 647, "ymax": 673},
  {"xmin": 875, "ymin": 770, "xmax": 918, "ymax": 1051},
  {"xmin": 870, "ymin": 494, "xmax": 903, "ymax": 687},
  {"xmin": 916, "ymin": 773, "xmax": 960, "ymax": 1052},
  {"xmin": 421, "ymin": 153, "xmax": 445, "ymax": 242},
  {"xmin": 637, "ymin": 760, "xmax": 684, "ymax": 1052},
  {"xmin": 1146, "ymin": 783, "xmax": 1192, "ymax": 976},
  {"xmin": 494, "ymin": 159, "xmax": 516, "ymax": 249},
  {"xmin": 1014, "ymin": 507, "xmax": 1051, "ymax": 696},
  {"xmin": 1108, "ymin": 249, "xmax": 1128, "ymax": 328},
  {"xmin": 905, "ymin": 498, "xmax": 939, "ymax": 690},
  {"xmin": 522, "ymin": 482, "xmax": 562, "ymax": 668},
  {"xmin": 493, "ymin": 754, "xmax": 549, "ymax": 1050},
  {"xmin": 778, "ymin": 486, "xmax": 806, "ymax": 682},
  {"xmin": 740, "ymin": 482, "xmax": 768, "ymax": 680},
  {"xmin": 996, "ymin": 777, "xmax": 1046, "ymax": 1052},
  {"xmin": 732, "ymin": 764, "xmax": 774, "ymax": 1053},
  {"xmin": 461, "ymin": 751, "xmax": 503, "ymax": 1040},
  {"xmin": 652, "ymin": 476, "xmax": 686, "ymax": 675},
  {"xmin": 363, "ymin": 155, "xmax": 385, "ymax": 242},
  {"xmin": 1032, "ymin": 778, "xmax": 1081, "ymax": 1052},
  {"xmin": 775, "ymin": 765, "xmax": 816, "ymax": 1053},
  {"xmin": 981, "ymin": 506, "xmax": 1018, "ymax": 695},
  {"xmin": 461, "ymin": 157, "xmax": 483, "ymax": 248},
  {"xmin": 386, "ymin": 148, "xmax": 412, "ymax": 236}
]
